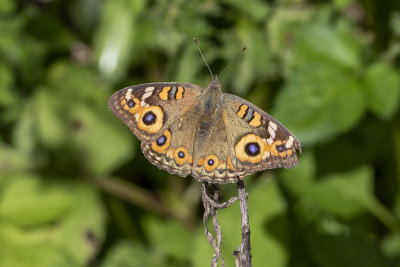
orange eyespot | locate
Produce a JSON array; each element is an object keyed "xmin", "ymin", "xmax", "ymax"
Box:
[
  {"xmin": 151, "ymin": 130, "xmax": 171, "ymax": 153},
  {"xmin": 235, "ymin": 134, "xmax": 265, "ymax": 163},
  {"xmin": 137, "ymin": 106, "xmax": 164, "ymax": 133},
  {"xmin": 268, "ymin": 140, "xmax": 289, "ymax": 158},
  {"xmin": 174, "ymin": 147, "xmax": 189, "ymax": 165},
  {"xmin": 203, "ymin": 155, "xmax": 219, "ymax": 172}
]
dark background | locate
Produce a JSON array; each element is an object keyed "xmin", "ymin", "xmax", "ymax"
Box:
[{"xmin": 0, "ymin": 0, "xmax": 400, "ymax": 266}]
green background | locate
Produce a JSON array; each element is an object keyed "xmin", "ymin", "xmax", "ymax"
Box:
[{"xmin": 1, "ymin": 0, "xmax": 400, "ymax": 266}]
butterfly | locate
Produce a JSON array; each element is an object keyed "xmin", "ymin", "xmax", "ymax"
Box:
[{"xmin": 108, "ymin": 73, "xmax": 302, "ymax": 184}]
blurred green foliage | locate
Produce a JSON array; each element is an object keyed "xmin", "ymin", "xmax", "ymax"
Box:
[{"xmin": 0, "ymin": 0, "xmax": 400, "ymax": 266}]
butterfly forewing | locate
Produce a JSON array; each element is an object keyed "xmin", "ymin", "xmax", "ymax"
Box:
[
  {"xmin": 221, "ymin": 93, "xmax": 301, "ymax": 174},
  {"xmin": 108, "ymin": 82, "xmax": 203, "ymax": 143}
]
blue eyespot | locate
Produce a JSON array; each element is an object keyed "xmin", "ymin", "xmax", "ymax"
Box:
[
  {"xmin": 276, "ymin": 145, "xmax": 285, "ymax": 153},
  {"xmin": 127, "ymin": 99, "xmax": 135, "ymax": 107},
  {"xmin": 178, "ymin": 151, "xmax": 185, "ymax": 158},
  {"xmin": 142, "ymin": 111, "xmax": 156, "ymax": 125},
  {"xmin": 157, "ymin": 135, "xmax": 166, "ymax": 146},
  {"xmin": 208, "ymin": 159, "xmax": 214, "ymax": 166},
  {"xmin": 245, "ymin": 142, "xmax": 260, "ymax": 156}
]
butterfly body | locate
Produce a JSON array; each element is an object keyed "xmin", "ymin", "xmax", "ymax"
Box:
[{"xmin": 109, "ymin": 77, "xmax": 301, "ymax": 184}]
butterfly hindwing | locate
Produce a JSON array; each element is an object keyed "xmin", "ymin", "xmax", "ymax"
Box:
[
  {"xmin": 141, "ymin": 102, "xmax": 201, "ymax": 177},
  {"xmin": 108, "ymin": 82, "xmax": 203, "ymax": 142}
]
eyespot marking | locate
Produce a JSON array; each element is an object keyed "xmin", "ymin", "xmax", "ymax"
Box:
[
  {"xmin": 127, "ymin": 99, "xmax": 134, "ymax": 107},
  {"xmin": 269, "ymin": 140, "xmax": 290, "ymax": 158},
  {"xmin": 127, "ymin": 98, "xmax": 140, "ymax": 113},
  {"xmin": 142, "ymin": 111, "xmax": 156, "ymax": 125},
  {"xmin": 276, "ymin": 144, "xmax": 285, "ymax": 153},
  {"xmin": 204, "ymin": 155, "xmax": 219, "ymax": 172},
  {"xmin": 245, "ymin": 142, "xmax": 261, "ymax": 156},
  {"xmin": 138, "ymin": 106, "xmax": 164, "ymax": 133},
  {"xmin": 151, "ymin": 130, "xmax": 171, "ymax": 153},
  {"xmin": 235, "ymin": 134, "xmax": 266, "ymax": 163},
  {"xmin": 157, "ymin": 136, "xmax": 166, "ymax": 146},
  {"xmin": 174, "ymin": 147, "xmax": 189, "ymax": 165}
]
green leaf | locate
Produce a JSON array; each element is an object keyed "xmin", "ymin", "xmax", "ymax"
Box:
[
  {"xmin": 0, "ymin": 174, "xmax": 73, "ymax": 227},
  {"xmin": 0, "ymin": 179, "xmax": 106, "ymax": 266},
  {"xmin": 382, "ymin": 233, "xmax": 400, "ymax": 260},
  {"xmin": 305, "ymin": 166, "xmax": 374, "ymax": 218},
  {"xmin": 34, "ymin": 88, "xmax": 67, "ymax": 148},
  {"xmin": 334, "ymin": 0, "xmax": 355, "ymax": 9},
  {"xmin": 0, "ymin": 239, "xmax": 71, "ymax": 267},
  {"xmin": 364, "ymin": 62, "xmax": 400, "ymax": 119},
  {"xmin": 280, "ymin": 151, "xmax": 316, "ymax": 197},
  {"xmin": 173, "ymin": 43, "xmax": 202, "ymax": 83},
  {"xmin": 230, "ymin": 19, "xmax": 271, "ymax": 94},
  {"xmin": 290, "ymin": 23, "xmax": 362, "ymax": 70},
  {"xmin": 0, "ymin": 144, "xmax": 31, "ymax": 178},
  {"xmin": 0, "ymin": 60, "xmax": 17, "ymax": 108},
  {"xmin": 144, "ymin": 216, "xmax": 192, "ymax": 262},
  {"xmin": 267, "ymin": 7, "xmax": 312, "ymax": 55},
  {"xmin": 12, "ymin": 101, "xmax": 36, "ymax": 156},
  {"xmin": 274, "ymin": 21, "xmax": 366, "ymax": 144},
  {"xmin": 0, "ymin": 16, "xmax": 46, "ymax": 85},
  {"xmin": 94, "ymin": 0, "xmax": 145, "ymax": 82},
  {"xmin": 57, "ymin": 183, "xmax": 107, "ymax": 265},
  {"xmin": 223, "ymin": 0, "xmax": 269, "ymax": 22},
  {"xmin": 308, "ymin": 233, "xmax": 391, "ymax": 267},
  {"xmin": 390, "ymin": 12, "xmax": 400, "ymax": 38},
  {"xmin": 274, "ymin": 65, "xmax": 365, "ymax": 145},
  {"xmin": 0, "ymin": 0, "xmax": 16, "ymax": 12},
  {"xmin": 101, "ymin": 241, "xmax": 150, "ymax": 267},
  {"xmin": 71, "ymin": 104, "xmax": 135, "ymax": 176}
]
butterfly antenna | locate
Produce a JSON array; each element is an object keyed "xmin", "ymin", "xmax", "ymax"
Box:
[
  {"xmin": 219, "ymin": 46, "xmax": 247, "ymax": 78},
  {"xmin": 193, "ymin": 37, "xmax": 214, "ymax": 79}
]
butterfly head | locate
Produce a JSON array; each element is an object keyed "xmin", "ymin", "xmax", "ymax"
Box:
[{"xmin": 207, "ymin": 76, "xmax": 221, "ymax": 92}]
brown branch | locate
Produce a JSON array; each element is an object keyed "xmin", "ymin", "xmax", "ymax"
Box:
[
  {"xmin": 233, "ymin": 179, "xmax": 252, "ymax": 267},
  {"xmin": 201, "ymin": 182, "xmax": 237, "ymax": 267}
]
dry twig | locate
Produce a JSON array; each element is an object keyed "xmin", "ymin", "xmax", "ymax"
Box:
[{"xmin": 201, "ymin": 179, "xmax": 252, "ymax": 267}]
